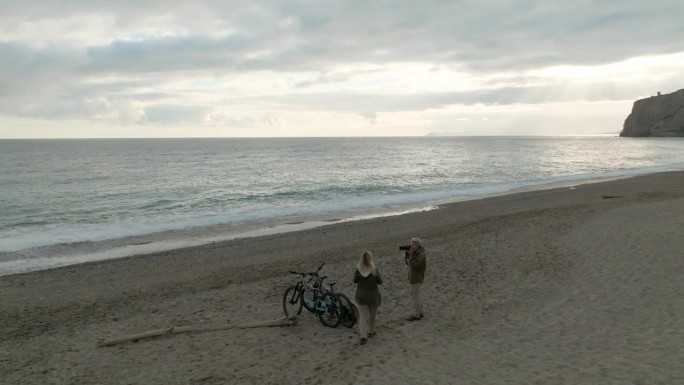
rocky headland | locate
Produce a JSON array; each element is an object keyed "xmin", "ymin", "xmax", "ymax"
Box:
[{"xmin": 621, "ymin": 88, "xmax": 684, "ymax": 137}]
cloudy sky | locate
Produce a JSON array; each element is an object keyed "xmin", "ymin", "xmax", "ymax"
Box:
[{"xmin": 1, "ymin": 0, "xmax": 683, "ymax": 138}]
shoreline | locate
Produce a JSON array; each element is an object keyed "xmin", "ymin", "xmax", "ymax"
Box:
[
  {"xmin": 3, "ymin": 169, "xmax": 683, "ymax": 281},
  {"xmin": 2, "ymin": 170, "xmax": 684, "ymax": 384},
  {"xmin": 3, "ymin": 165, "xmax": 683, "ymax": 277}
]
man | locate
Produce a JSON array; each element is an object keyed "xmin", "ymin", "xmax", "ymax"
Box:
[{"xmin": 405, "ymin": 237, "xmax": 426, "ymax": 321}]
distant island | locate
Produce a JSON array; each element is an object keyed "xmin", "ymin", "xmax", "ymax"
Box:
[{"xmin": 621, "ymin": 88, "xmax": 684, "ymax": 137}]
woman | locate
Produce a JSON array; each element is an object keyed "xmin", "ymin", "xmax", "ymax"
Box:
[{"xmin": 353, "ymin": 251, "xmax": 382, "ymax": 345}]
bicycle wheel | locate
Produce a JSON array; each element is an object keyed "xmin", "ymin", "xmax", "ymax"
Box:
[
  {"xmin": 318, "ymin": 292, "xmax": 342, "ymax": 328},
  {"xmin": 302, "ymin": 287, "xmax": 316, "ymax": 313},
  {"xmin": 282, "ymin": 286, "xmax": 303, "ymax": 316},
  {"xmin": 336, "ymin": 293, "xmax": 357, "ymax": 328}
]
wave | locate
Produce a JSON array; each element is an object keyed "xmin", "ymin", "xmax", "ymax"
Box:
[{"xmin": 2, "ymin": 162, "xmax": 682, "ymax": 256}]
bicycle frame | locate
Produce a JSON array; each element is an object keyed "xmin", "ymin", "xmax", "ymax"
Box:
[
  {"xmin": 283, "ymin": 262, "xmax": 346, "ymax": 328},
  {"xmin": 290, "ymin": 265, "xmax": 333, "ymax": 314},
  {"xmin": 302, "ymin": 275, "xmax": 329, "ymax": 311}
]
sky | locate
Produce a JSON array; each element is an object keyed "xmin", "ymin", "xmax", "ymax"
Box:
[{"xmin": 1, "ymin": 0, "xmax": 683, "ymax": 138}]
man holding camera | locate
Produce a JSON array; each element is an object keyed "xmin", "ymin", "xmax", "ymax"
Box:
[{"xmin": 403, "ymin": 238, "xmax": 426, "ymax": 321}]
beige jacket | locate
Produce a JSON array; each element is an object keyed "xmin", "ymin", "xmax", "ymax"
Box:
[{"xmin": 407, "ymin": 248, "xmax": 426, "ymax": 284}]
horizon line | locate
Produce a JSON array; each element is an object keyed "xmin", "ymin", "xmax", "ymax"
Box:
[{"xmin": 0, "ymin": 133, "xmax": 621, "ymax": 140}]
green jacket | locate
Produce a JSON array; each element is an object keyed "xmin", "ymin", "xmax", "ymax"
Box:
[
  {"xmin": 353, "ymin": 269, "xmax": 383, "ymax": 306},
  {"xmin": 406, "ymin": 248, "xmax": 426, "ymax": 284}
]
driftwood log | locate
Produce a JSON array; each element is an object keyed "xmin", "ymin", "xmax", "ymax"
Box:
[
  {"xmin": 97, "ymin": 315, "xmax": 298, "ymax": 347},
  {"xmin": 602, "ymin": 195, "xmax": 623, "ymax": 199}
]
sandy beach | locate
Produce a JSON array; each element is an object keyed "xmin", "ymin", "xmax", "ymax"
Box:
[{"xmin": 1, "ymin": 171, "xmax": 683, "ymax": 385}]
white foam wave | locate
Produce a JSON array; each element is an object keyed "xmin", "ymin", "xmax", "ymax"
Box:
[{"xmin": 1, "ymin": 162, "xmax": 682, "ymax": 276}]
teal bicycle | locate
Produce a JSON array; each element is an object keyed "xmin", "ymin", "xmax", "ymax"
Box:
[{"xmin": 282, "ymin": 263, "xmax": 342, "ymax": 328}]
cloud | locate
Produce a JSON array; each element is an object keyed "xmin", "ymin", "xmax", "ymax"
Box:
[
  {"xmin": 358, "ymin": 111, "xmax": 378, "ymax": 124},
  {"xmin": 205, "ymin": 113, "xmax": 279, "ymax": 127},
  {"xmin": 84, "ymin": 33, "xmax": 254, "ymax": 73},
  {"xmin": 0, "ymin": 41, "xmax": 85, "ymax": 98},
  {"xmin": 139, "ymin": 104, "xmax": 210, "ymax": 124},
  {"xmin": 4, "ymin": 1, "xmax": 683, "ymax": 72},
  {"xmin": 254, "ymin": 75, "xmax": 684, "ymax": 115},
  {"xmin": 0, "ymin": 0, "xmax": 683, "ymax": 134}
]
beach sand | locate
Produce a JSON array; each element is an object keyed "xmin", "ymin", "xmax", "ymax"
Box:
[{"xmin": 1, "ymin": 171, "xmax": 683, "ymax": 385}]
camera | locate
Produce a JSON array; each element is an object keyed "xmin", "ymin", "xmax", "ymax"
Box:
[{"xmin": 398, "ymin": 245, "xmax": 411, "ymax": 251}]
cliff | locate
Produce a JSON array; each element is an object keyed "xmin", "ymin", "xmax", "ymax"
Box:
[{"xmin": 620, "ymin": 88, "xmax": 684, "ymax": 137}]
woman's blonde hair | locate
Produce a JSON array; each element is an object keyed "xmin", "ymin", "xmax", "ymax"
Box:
[{"xmin": 357, "ymin": 251, "xmax": 376, "ymax": 276}]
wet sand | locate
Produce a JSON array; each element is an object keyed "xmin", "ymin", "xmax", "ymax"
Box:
[{"xmin": 1, "ymin": 171, "xmax": 683, "ymax": 385}]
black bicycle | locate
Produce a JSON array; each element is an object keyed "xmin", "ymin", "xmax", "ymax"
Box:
[
  {"xmin": 335, "ymin": 292, "xmax": 358, "ymax": 329},
  {"xmin": 282, "ymin": 263, "xmax": 342, "ymax": 328}
]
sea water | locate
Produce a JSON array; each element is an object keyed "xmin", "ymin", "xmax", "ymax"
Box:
[{"xmin": 1, "ymin": 136, "xmax": 683, "ymax": 275}]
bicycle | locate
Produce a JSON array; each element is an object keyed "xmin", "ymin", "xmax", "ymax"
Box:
[
  {"xmin": 282, "ymin": 263, "xmax": 342, "ymax": 328},
  {"xmin": 335, "ymin": 292, "xmax": 358, "ymax": 329},
  {"xmin": 317, "ymin": 277, "xmax": 359, "ymax": 329}
]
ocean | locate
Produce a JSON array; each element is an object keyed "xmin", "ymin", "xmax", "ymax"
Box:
[{"xmin": 1, "ymin": 136, "xmax": 683, "ymax": 276}]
